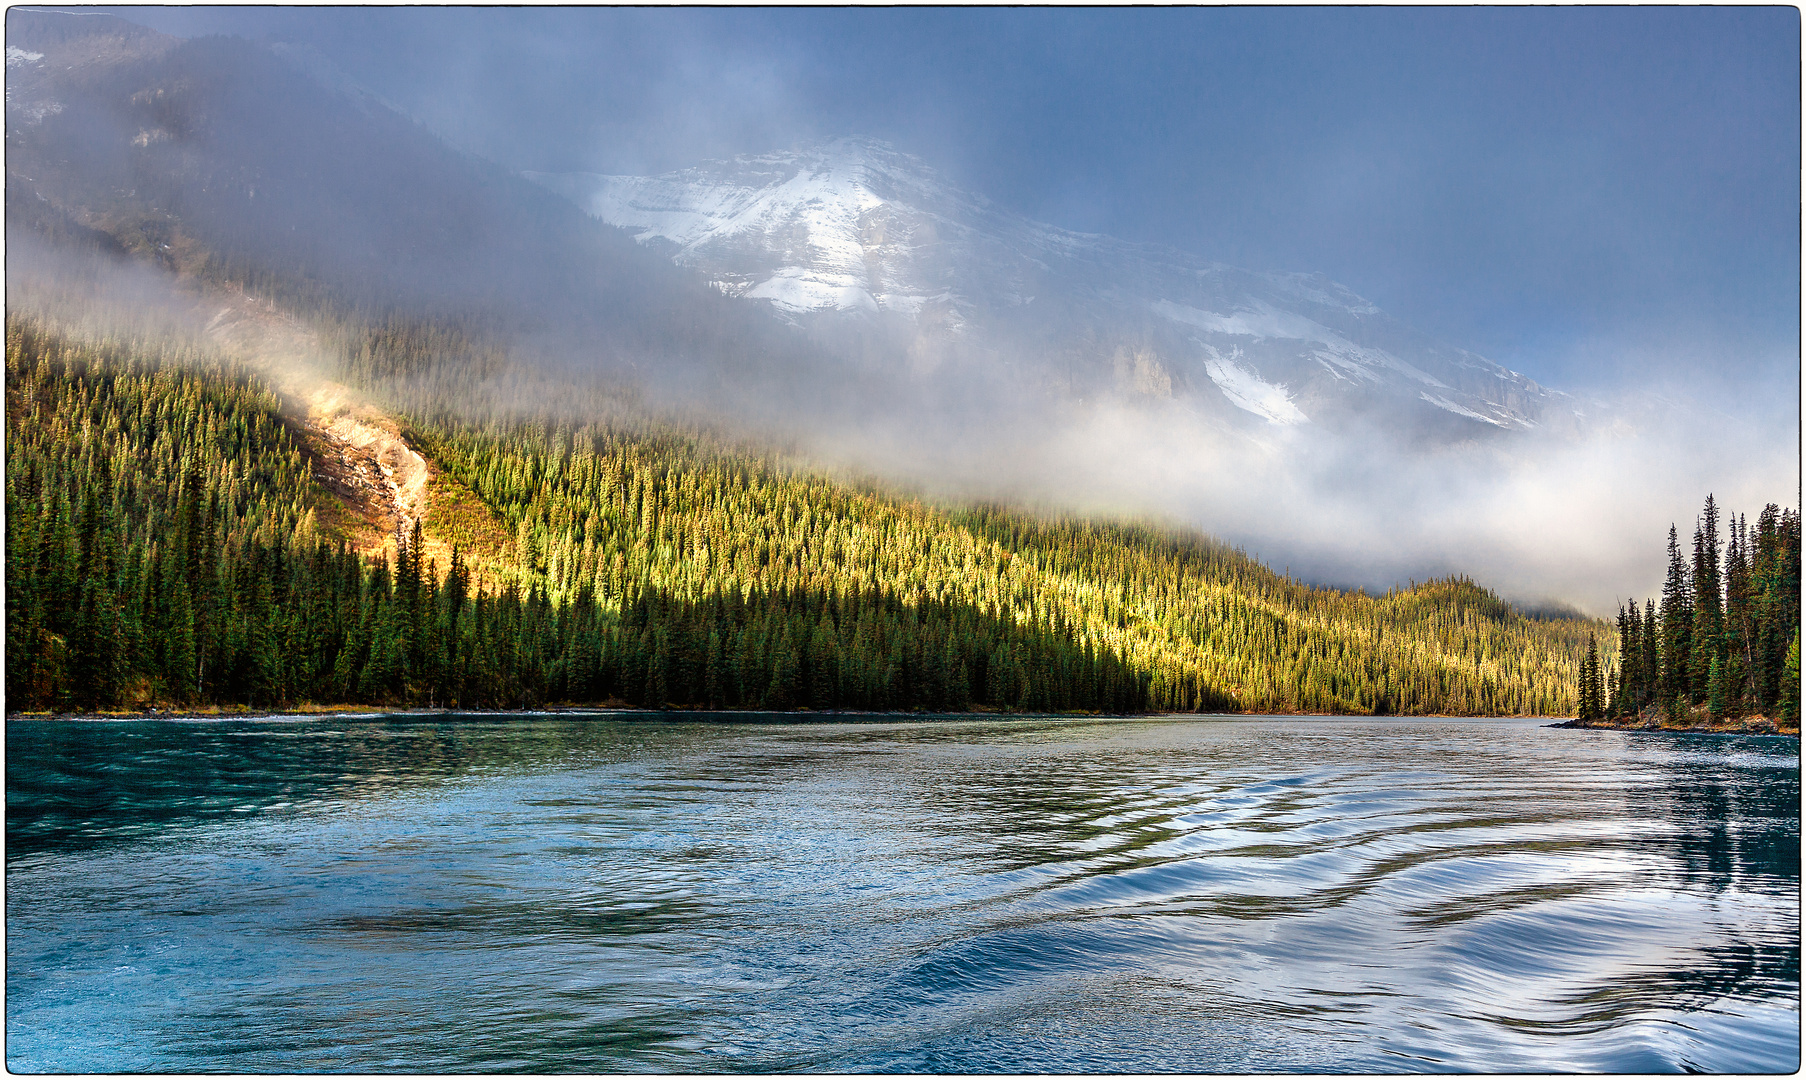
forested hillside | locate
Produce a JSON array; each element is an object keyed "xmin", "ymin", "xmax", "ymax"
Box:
[
  {"xmin": 6, "ymin": 310, "xmax": 1604, "ymax": 716},
  {"xmin": 1578, "ymin": 494, "xmax": 1800, "ymax": 729}
]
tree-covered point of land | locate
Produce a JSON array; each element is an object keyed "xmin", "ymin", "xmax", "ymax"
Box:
[
  {"xmin": 1598, "ymin": 494, "xmax": 1801, "ymax": 726},
  {"xmin": 6, "ymin": 312, "xmax": 1606, "ymax": 716}
]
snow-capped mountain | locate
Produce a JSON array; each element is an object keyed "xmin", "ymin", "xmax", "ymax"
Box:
[{"xmin": 540, "ymin": 136, "xmax": 1577, "ymax": 436}]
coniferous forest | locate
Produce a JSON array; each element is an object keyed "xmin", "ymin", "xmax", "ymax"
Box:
[
  {"xmin": 5, "ymin": 309, "xmax": 1610, "ymax": 716},
  {"xmin": 1573, "ymin": 494, "xmax": 1801, "ymax": 730}
]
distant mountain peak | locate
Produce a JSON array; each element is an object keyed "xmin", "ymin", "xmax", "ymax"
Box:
[
  {"xmin": 529, "ymin": 139, "xmax": 1576, "ymax": 438},
  {"xmin": 527, "ymin": 134, "xmax": 997, "ymax": 320}
]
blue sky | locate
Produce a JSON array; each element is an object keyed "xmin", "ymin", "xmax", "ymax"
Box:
[{"xmin": 96, "ymin": 6, "xmax": 1800, "ymax": 394}]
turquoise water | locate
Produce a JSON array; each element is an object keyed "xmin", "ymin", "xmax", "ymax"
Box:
[{"xmin": 6, "ymin": 715, "xmax": 1798, "ymax": 1072}]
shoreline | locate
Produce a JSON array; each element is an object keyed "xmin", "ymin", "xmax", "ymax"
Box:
[
  {"xmin": 11, "ymin": 706, "xmax": 1587, "ymax": 724},
  {"xmin": 1550, "ymin": 716, "xmax": 1798, "ymax": 738},
  {"xmin": 7, "ymin": 707, "xmax": 1018, "ymax": 724},
  {"xmin": 12, "ymin": 710, "xmax": 1796, "ymax": 741}
]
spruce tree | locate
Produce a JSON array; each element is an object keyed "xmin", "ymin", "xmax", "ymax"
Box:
[
  {"xmin": 1722, "ymin": 513, "xmax": 1752, "ymax": 715},
  {"xmin": 1689, "ymin": 496, "xmax": 1723, "ymax": 705},
  {"xmin": 1660, "ymin": 525, "xmax": 1693, "ymax": 707},
  {"xmin": 1577, "ymin": 637, "xmax": 1599, "ymax": 721},
  {"xmin": 1614, "ymin": 603, "xmax": 1635, "ymax": 716}
]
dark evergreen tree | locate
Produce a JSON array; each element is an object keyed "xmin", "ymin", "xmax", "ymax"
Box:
[
  {"xmin": 1659, "ymin": 525, "xmax": 1693, "ymax": 708},
  {"xmin": 1577, "ymin": 636, "xmax": 1602, "ymax": 721},
  {"xmin": 1689, "ymin": 496, "xmax": 1723, "ymax": 705},
  {"xmin": 1751, "ymin": 505, "xmax": 1801, "ymax": 718},
  {"xmin": 1618, "ymin": 599, "xmax": 1643, "ymax": 715},
  {"xmin": 1721, "ymin": 513, "xmax": 1752, "ymax": 718}
]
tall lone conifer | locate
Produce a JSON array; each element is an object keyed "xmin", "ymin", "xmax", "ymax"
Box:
[
  {"xmin": 1689, "ymin": 496, "xmax": 1723, "ymax": 705},
  {"xmin": 1660, "ymin": 525, "xmax": 1693, "ymax": 707},
  {"xmin": 1577, "ymin": 637, "xmax": 1602, "ymax": 721}
]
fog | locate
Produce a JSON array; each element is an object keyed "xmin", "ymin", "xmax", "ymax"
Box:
[
  {"xmin": 95, "ymin": 6, "xmax": 1799, "ymax": 388},
  {"xmin": 10, "ymin": 198, "xmax": 1794, "ymax": 620},
  {"xmin": 701, "ymin": 355, "xmax": 1796, "ymax": 618},
  {"xmin": 15, "ymin": 8, "xmax": 1800, "ymax": 618}
]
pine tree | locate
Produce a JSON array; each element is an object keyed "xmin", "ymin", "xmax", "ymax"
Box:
[
  {"xmin": 1722, "ymin": 513, "xmax": 1752, "ymax": 717},
  {"xmin": 1613, "ymin": 603, "xmax": 1635, "ymax": 716},
  {"xmin": 1577, "ymin": 637, "xmax": 1601, "ymax": 721},
  {"xmin": 1660, "ymin": 525, "xmax": 1693, "ymax": 707},
  {"xmin": 1752, "ymin": 505, "xmax": 1801, "ymax": 717},
  {"xmin": 1689, "ymin": 496, "xmax": 1723, "ymax": 705}
]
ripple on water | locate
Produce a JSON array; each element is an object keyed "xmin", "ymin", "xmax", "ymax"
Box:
[{"xmin": 4, "ymin": 715, "xmax": 1798, "ymax": 1073}]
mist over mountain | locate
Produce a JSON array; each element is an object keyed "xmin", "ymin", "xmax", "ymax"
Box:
[
  {"xmin": 532, "ymin": 136, "xmax": 1582, "ymax": 442},
  {"xmin": 6, "ymin": 9, "xmax": 1795, "ymax": 615},
  {"xmin": 520, "ymin": 135, "xmax": 1792, "ymax": 613},
  {"xmin": 3, "ymin": 9, "xmax": 828, "ymax": 397}
]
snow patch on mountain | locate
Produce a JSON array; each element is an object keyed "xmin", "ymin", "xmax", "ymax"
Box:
[
  {"xmin": 536, "ymin": 137, "xmax": 974, "ymax": 321},
  {"xmin": 1153, "ymin": 298, "xmax": 1448, "ymax": 390},
  {"xmin": 1202, "ymin": 346, "xmax": 1309, "ymax": 426},
  {"xmin": 529, "ymin": 135, "xmax": 1575, "ymax": 438},
  {"xmin": 5, "ymin": 46, "xmax": 60, "ymax": 124},
  {"xmin": 1421, "ymin": 392, "xmax": 1509, "ymax": 427},
  {"xmin": 745, "ymin": 268, "xmax": 879, "ymax": 314}
]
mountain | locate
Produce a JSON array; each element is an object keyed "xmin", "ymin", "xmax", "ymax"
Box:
[
  {"xmin": 5, "ymin": 8, "xmax": 1576, "ymax": 446},
  {"xmin": 532, "ymin": 136, "xmax": 1582, "ymax": 439},
  {"xmin": 2, "ymin": 9, "xmax": 816, "ymax": 388}
]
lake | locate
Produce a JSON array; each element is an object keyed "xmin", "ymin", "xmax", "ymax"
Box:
[{"xmin": 5, "ymin": 714, "xmax": 1798, "ymax": 1072}]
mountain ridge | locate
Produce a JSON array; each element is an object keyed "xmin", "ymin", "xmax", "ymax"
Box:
[{"xmin": 533, "ymin": 135, "xmax": 1581, "ymax": 438}]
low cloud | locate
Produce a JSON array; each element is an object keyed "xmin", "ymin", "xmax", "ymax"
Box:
[{"xmin": 678, "ymin": 355, "xmax": 1798, "ymax": 618}]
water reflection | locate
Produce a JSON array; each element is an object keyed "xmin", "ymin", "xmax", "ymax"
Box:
[
  {"xmin": 6, "ymin": 716, "xmax": 707, "ymax": 857},
  {"xmin": 1650, "ymin": 734, "xmax": 1801, "ymax": 892},
  {"xmin": 5, "ymin": 716, "xmax": 1798, "ymax": 1073}
]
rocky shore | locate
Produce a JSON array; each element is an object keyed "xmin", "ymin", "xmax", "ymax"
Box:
[{"xmin": 1553, "ymin": 711, "xmax": 1797, "ymax": 738}]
